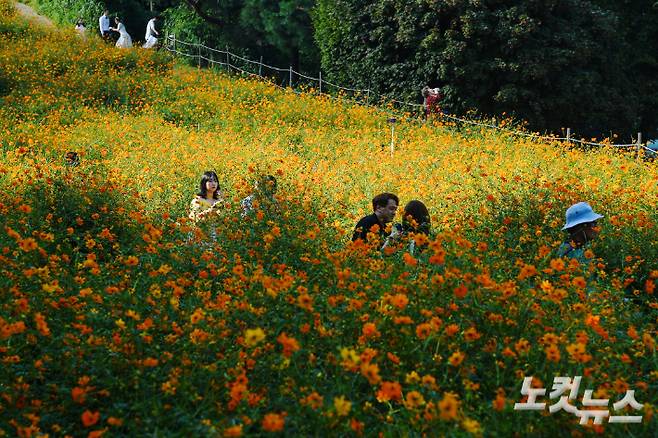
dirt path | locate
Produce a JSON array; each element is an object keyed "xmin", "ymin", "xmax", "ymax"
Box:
[{"xmin": 13, "ymin": 2, "xmax": 55, "ymax": 27}]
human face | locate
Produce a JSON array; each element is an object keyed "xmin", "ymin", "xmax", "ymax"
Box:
[
  {"xmin": 376, "ymin": 199, "xmax": 398, "ymax": 224},
  {"xmin": 205, "ymin": 177, "xmax": 218, "ymax": 194},
  {"xmin": 583, "ymin": 221, "xmax": 600, "ymax": 240}
]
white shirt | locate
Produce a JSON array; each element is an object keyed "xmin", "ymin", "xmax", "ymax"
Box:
[
  {"xmin": 145, "ymin": 18, "xmax": 158, "ymax": 40},
  {"xmin": 99, "ymin": 15, "xmax": 110, "ymax": 33}
]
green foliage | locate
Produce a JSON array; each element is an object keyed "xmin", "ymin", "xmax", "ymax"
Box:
[
  {"xmin": 29, "ymin": 0, "xmax": 103, "ymax": 29},
  {"xmin": 164, "ymin": 0, "xmax": 319, "ymax": 72},
  {"xmin": 313, "ymin": 0, "xmax": 656, "ymax": 140}
]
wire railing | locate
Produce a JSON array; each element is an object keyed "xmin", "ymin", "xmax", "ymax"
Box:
[{"xmin": 164, "ymin": 34, "xmax": 657, "ymax": 159}]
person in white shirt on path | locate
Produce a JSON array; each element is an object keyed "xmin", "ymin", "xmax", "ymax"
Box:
[
  {"xmin": 110, "ymin": 17, "xmax": 132, "ymax": 48},
  {"xmin": 98, "ymin": 10, "xmax": 111, "ymax": 40},
  {"xmin": 143, "ymin": 16, "xmax": 160, "ymax": 49}
]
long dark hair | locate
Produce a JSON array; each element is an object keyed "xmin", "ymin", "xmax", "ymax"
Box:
[
  {"xmin": 197, "ymin": 171, "xmax": 220, "ymax": 199},
  {"xmin": 402, "ymin": 200, "xmax": 430, "ymax": 235}
]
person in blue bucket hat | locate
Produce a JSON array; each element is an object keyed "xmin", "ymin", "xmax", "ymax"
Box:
[{"xmin": 556, "ymin": 202, "xmax": 604, "ymax": 264}]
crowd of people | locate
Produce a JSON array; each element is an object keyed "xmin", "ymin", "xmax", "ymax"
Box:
[
  {"xmin": 351, "ymin": 192, "xmax": 603, "ymax": 262},
  {"xmin": 188, "ymin": 171, "xmax": 603, "ymax": 266},
  {"xmin": 73, "ymin": 10, "xmax": 160, "ymax": 49}
]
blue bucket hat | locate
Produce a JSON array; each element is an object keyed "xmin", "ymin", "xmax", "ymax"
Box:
[{"xmin": 562, "ymin": 202, "xmax": 604, "ymax": 230}]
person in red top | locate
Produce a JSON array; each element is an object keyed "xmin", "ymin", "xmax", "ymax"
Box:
[{"xmin": 421, "ymin": 86, "xmax": 442, "ymax": 120}]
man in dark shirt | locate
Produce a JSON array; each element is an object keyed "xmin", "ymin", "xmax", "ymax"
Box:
[{"xmin": 352, "ymin": 193, "xmax": 399, "ymax": 243}]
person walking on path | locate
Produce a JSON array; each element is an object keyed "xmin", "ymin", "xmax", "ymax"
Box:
[
  {"xmin": 98, "ymin": 10, "xmax": 111, "ymax": 40},
  {"xmin": 352, "ymin": 193, "xmax": 399, "ymax": 244},
  {"xmin": 110, "ymin": 17, "xmax": 132, "ymax": 48},
  {"xmin": 142, "ymin": 16, "xmax": 159, "ymax": 49}
]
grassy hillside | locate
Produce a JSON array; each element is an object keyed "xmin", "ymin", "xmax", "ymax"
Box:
[{"xmin": 1, "ymin": 1, "xmax": 657, "ymax": 436}]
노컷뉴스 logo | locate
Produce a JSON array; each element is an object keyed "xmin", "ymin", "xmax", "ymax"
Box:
[{"xmin": 514, "ymin": 376, "xmax": 643, "ymax": 424}]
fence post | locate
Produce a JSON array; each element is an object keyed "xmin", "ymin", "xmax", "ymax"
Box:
[
  {"xmin": 388, "ymin": 118, "xmax": 397, "ymax": 156},
  {"xmin": 367, "ymin": 89, "xmax": 370, "ymax": 106},
  {"xmin": 172, "ymin": 33, "xmax": 176, "ymax": 53},
  {"xmin": 259, "ymin": 55, "xmax": 263, "ymax": 77},
  {"xmin": 289, "ymin": 67, "xmax": 293, "ymax": 88},
  {"xmin": 226, "ymin": 46, "xmax": 230, "ymax": 73},
  {"xmin": 319, "ymin": 71, "xmax": 322, "ymax": 94},
  {"xmin": 197, "ymin": 43, "xmax": 201, "ymax": 69},
  {"xmin": 637, "ymin": 132, "xmax": 642, "ymax": 160},
  {"xmin": 566, "ymin": 127, "xmax": 571, "ymax": 144}
]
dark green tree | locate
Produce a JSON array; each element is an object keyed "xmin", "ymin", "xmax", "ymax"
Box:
[
  {"xmin": 313, "ymin": 0, "xmax": 643, "ymax": 139},
  {"xmin": 172, "ymin": 0, "xmax": 318, "ymax": 71}
]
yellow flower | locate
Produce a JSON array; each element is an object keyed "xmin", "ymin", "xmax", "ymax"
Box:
[
  {"xmin": 462, "ymin": 418, "xmax": 482, "ymax": 434},
  {"xmin": 334, "ymin": 396, "xmax": 352, "ymax": 416},
  {"xmin": 244, "ymin": 328, "xmax": 266, "ymax": 347}
]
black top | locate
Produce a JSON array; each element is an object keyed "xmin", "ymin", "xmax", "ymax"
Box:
[{"xmin": 352, "ymin": 214, "xmax": 387, "ymax": 242}]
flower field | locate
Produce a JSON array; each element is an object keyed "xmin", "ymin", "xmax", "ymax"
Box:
[{"xmin": 1, "ymin": 2, "xmax": 658, "ymax": 436}]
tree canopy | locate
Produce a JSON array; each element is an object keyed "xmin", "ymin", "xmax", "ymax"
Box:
[{"xmin": 313, "ymin": 0, "xmax": 656, "ymax": 139}]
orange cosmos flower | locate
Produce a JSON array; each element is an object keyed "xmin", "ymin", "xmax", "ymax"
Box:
[
  {"xmin": 514, "ymin": 339, "xmax": 530, "ymax": 355},
  {"xmin": 444, "ymin": 324, "xmax": 459, "ymax": 337},
  {"xmin": 545, "ymin": 344, "xmax": 561, "ymax": 362},
  {"xmin": 492, "ymin": 389, "xmax": 506, "ymax": 411},
  {"xmin": 34, "ymin": 313, "xmax": 50, "ymax": 336},
  {"xmin": 141, "ymin": 357, "xmax": 159, "ymax": 367},
  {"xmin": 376, "ymin": 381, "xmax": 402, "ymax": 403},
  {"xmin": 572, "ymin": 276, "xmax": 587, "ymax": 289},
  {"xmin": 81, "ymin": 410, "xmax": 100, "ymax": 427},
  {"xmin": 448, "ymin": 351, "xmax": 465, "ymax": 366},
  {"xmin": 360, "ymin": 361, "xmax": 381, "ymax": 385},
  {"xmin": 453, "ymin": 284, "xmax": 468, "ymax": 299},
  {"xmin": 17, "ymin": 204, "xmax": 32, "ymax": 213},
  {"xmin": 463, "ymin": 327, "xmax": 481, "ymax": 342},
  {"xmin": 301, "ymin": 392, "xmax": 324, "ymax": 410},
  {"xmin": 124, "ymin": 256, "xmax": 139, "ymax": 266},
  {"xmin": 223, "ymin": 425, "xmax": 243, "ymax": 437},
  {"xmin": 415, "ymin": 323, "xmax": 432, "ymax": 339},
  {"xmin": 190, "ymin": 308, "xmax": 205, "ymax": 324},
  {"xmin": 438, "ymin": 392, "xmax": 460, "ymax": 420},
  {"xmin": 277, "ymin": 332, "xmax": 300, "ymax": 357},
  {"xmin": 405, "ymin": 391, "xmax": 426, "ymax": 409},
  {"xmin": 361, "ymin": 322, "xmax": 380, "ymax": 340},
  {"xmin": 107, "ymin": 417, "xmax": 123, "ymax": 426},
  {"xmin": 18, "ymin": 237, "xmax": 38, "ymax": 252},
  {"xmin": 71, "ymin": 387, "xmax": 87, "ymax": 404},
  {"xmin": 549, "ymin": 258, "xmax": 565, "ymax": 271},
  {"xmin": 517, "ymin": 264, "xmax": 538, "ymax": 280},
  {"xmin": 261, "ymin": 413, "xmax": 285, "ymax": 432},
  {"xmin": 429, "ymin": 251, "xmax": 446, "ymax": 265},
  {"xmin": 389, "ymin": 293, "xmax": 409, "ymax": 309},
  {"xmin": 403, "ymin": 252, "xmax": 417, "ymax": 266}
]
